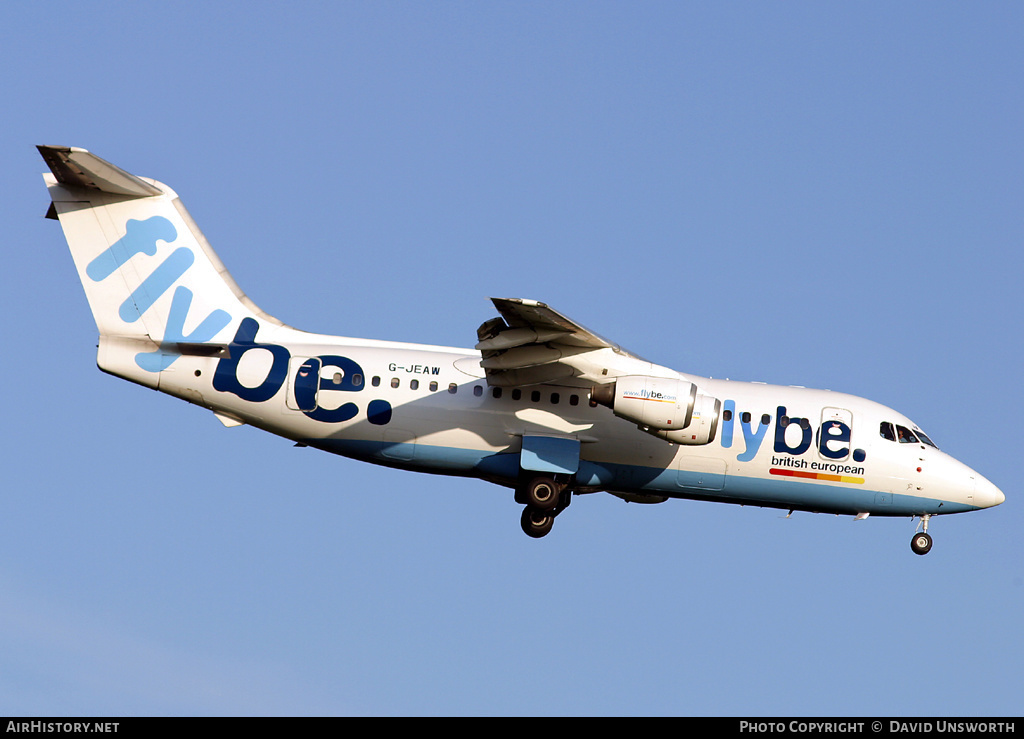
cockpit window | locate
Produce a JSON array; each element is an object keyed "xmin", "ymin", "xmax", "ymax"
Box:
[
  {"xmin": 895, "ymin": 425, "xmax": 919, "ymax": 444},
  {"xmin": 881, "ymin": 420, "xmax": 937, "ymax": 448}
]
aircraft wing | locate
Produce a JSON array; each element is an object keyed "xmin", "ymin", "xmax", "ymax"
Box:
[{"xmin": 476, "ymin": 298, "xmax": 657, "ymax": 387}]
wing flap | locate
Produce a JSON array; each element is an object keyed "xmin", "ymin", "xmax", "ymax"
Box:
[
  {"xmin": 476, "ymin": 326, "xmax": 571, "ymax": 352},
  {"xmin": 485, "ymin": 363, "xmax": 579, "ymax": 387}
]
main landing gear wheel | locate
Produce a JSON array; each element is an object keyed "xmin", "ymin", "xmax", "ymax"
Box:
[
  {"xmin": 911, "ymin": 532, "xmax": 933, "ymax": 556},
  {"xmin": 516, "ymin": 476, "xmax": 571, "ymax": 538},
  {"xmin": 521, "ymin": 506, "xmax": 555, "ymax": 539},
  {"xmin": 523, "ymin": 476, "xmax": 560, "ymax": 511}
]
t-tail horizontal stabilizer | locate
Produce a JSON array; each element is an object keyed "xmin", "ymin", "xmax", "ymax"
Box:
[{"xmin": 37, "ymin": 145, "xmax": 163, "ymax": 198}]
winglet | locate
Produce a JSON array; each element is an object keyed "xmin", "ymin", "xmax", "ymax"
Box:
[{"xmin": 37, "ymin": 145, "xmax": 162, "ymax": 197}]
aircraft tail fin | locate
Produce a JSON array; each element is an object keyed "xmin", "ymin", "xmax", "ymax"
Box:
[{"xmin": 40, "ymin": 145, "xmax": 284, "ymax": 384}]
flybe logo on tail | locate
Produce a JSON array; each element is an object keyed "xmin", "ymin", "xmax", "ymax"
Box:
[
  {"xmin": 91, "ymin": 218, "xmax": 389, "ymax": 426},
  {"xmin": 88, "ymin": 216, "xmax": 232, "ymax": 371}
]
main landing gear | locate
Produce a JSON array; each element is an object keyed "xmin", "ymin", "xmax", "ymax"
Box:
[
  {"xmin": 911, "ymin": 514, "xmax": 933, "ymax": 556},
  {"xmin": 517, "ymin": 476, "xmax": 571, "ymax": 539}
]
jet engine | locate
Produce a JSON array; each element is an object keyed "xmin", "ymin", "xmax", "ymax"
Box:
[
  {"xmin": 591, "ymin": 375, "xmax": 721, "ymax": 446},
  {"xmin": 653, "ymin": 393, "xmax": 721, "ymax": 446}
]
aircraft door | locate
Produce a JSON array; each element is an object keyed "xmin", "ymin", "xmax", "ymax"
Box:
[
  {"xmin": 287, "ymin": 357, "xmax": 321, "ymax": 411},
  {"xmin": 818, "ymin": 407, "xmax": 853, "ymax": 461}
]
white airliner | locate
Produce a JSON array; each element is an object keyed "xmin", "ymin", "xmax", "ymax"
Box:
[{"xmin": 39, "ymin": 145, "xmax": 1005, "ymax": 554}]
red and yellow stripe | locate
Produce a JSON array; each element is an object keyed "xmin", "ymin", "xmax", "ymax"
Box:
[{"xmin": 770, "ymin": 467, "xmax": 864, "ymax": 485}]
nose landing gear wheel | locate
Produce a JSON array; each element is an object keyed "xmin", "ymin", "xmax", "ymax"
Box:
[
  {"xmin": 911, "ymin": 532, "xmax": 933, "ymax": 556},
  {"xmin": 521, "ymin": 506, "xmax": 555, "ymax": 539}
]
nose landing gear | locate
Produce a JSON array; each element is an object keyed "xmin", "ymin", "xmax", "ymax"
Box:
[{"xmin": 911, "ymin": 514, "xmax": 933, "ymax": 555}]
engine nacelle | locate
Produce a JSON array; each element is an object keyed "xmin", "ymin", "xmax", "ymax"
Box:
[
  {"xmin": 655, "ymin": 394, "xmax": 722, "ymax": 446},
  {"xmin": 591, "ymin": 375, "xmax": 697, "ymax": 430},
  {"xmin": 591, "ymin": 376, "xmax": 721, "ymax": 446}
]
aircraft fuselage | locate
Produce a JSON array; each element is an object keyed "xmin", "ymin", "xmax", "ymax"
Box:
[{"xmin": 139, "ymin": 321, "xmax": 995, "ymax": 520}]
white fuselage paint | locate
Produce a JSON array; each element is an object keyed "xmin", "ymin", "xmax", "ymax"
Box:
[{"xmin": 143, "ymin": 334, "xmax": 999, "ymax": 519}]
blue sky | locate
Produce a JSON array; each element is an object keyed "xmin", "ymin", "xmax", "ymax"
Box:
[{"xmin": 2, "ymin": 1, "xmax": 1021, "ymax": 716}]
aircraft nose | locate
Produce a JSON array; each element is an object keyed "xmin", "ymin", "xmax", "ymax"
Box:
[{"xmin": 974, "ymin": 475, "xmax": 1005, "ymax": 508}]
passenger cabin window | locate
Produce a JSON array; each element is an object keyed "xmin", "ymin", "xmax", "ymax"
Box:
[
  {"xmin": 372, "ymin": 376, "xmax": 381, "ymax": 387},
  {"xmin": 429, "ymin": 381, "xmax": 438, "ymax": 392},
  {"xmin": 391, "ymin": 378, "xmax": 400, "ymax": 389},
  {"xmin": 473, "ymin": 385, "xmax": 483, "ymax": 397},
  {"xmin": 448, "ymin": 383, "xmax": 458, "ymax": 394},
  {"xmin": 492, "ymin": 387, "xmax": 502, "ymax": 399},
  {"xmin": 410, "ymin": 379, "xmax": 419, "ymax": 391},
  {"xmin": 512, "ymin": 389, "xmax": 522, "ymax": 401}
]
